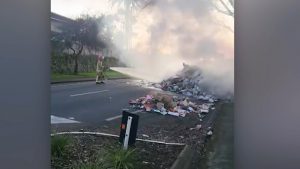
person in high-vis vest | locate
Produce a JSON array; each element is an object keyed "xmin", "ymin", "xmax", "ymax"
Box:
[{"xmin": 96, "ymin": 55, "xmax": 105, "ymax": 84}]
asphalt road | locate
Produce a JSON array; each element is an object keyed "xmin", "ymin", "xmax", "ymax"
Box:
[
  {"xmin": 51, "ymin": 79, "xmax": 223, "ymax": 144},
  {"xmin": 51, "ymin": 79, "xmax": 154, "ymax": 124}
]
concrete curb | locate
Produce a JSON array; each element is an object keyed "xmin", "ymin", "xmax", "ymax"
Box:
[
  {"xmin": 51, "ymin": 77, "xmax": 130, "ymax": 84},
  {"xmin": 170, "ymin": 145, "xmax": 195, "ymax": 169}
]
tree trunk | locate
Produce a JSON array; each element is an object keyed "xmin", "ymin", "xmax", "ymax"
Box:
[
  {"xmin": 74, "ymin": 54, "xmax": 78, "ymax": 75},
  {"xmin": 72, "ymin": 44, "xmax": 83, "ymax": 75}
]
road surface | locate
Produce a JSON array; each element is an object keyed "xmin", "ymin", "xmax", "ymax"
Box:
[
  {"xmin": 51, "ymin": 79, "xmax": 154, "ymax": 124},
  {"xmin": 51, "ymin": 79, "xmax": 223, "ymax": 144}
]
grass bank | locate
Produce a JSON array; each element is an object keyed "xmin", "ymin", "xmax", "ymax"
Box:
[{"xmin": 51, "ymin": 69, "xmax": 129, "ymax": 82}]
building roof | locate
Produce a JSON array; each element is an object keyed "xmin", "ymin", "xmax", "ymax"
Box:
[
  {"xmin": 51, "ymin": 12, "xmax": 75, "ymax": 24},
  {"xmin": 51, "ymin": 12, "xmax": 76, "ymax": 33}
]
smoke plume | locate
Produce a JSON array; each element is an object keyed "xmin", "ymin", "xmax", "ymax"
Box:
[{"xmin": 106, "ymin": 0, "xmax": 234, "ymax": 97}]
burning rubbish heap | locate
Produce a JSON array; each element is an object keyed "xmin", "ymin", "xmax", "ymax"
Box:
[
  {"xmin": 159, "ymin": 63, "xmax": 218, "ymax": 102},
  {"xmin": 129, "ymin": 92, "xmax": 214, "ymax": 118},
  {"xmin": 131, "ymin": 63, "xmax": 219, "ymax": 101},
  {"xmin": 128, "ymin": 63, "xmax": 220, "ymax": 118}
]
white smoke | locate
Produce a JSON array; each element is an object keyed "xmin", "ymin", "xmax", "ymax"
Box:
[{"xmin": 105, "ymin": 0, "xmax": 234, "ymax": 97}]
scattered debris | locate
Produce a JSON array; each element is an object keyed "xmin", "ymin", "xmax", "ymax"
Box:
[
  {"xmin": 142, "ymin": 134, "xmax": 150, "ymax": 138},
  {"xmin": 130, "ymin": 64, "xmax": 220, "ymax": 103},
  {"xmin": 127, "ymin": 63, "xmax": 220, "ymax": 120},
  {"xmin": 189, "ymin": 124, "xmax": 202, "ymax": 130},
  {"xmin": 129, "ymin": 92, "xmax": 214, "ymax": 118},
  {"xmin": 158, "ymin": 64, "xmax": 218, "ymax": 102},
  {"xmin": 207, "ymin": 127, "xmax": 213, "ymax": 137},
  {"xmin": 195, "ymin": 124, "xmax": 202, "ymax": 130},
  {"xmin": 168, "ymin": 112, "xmax": 180, "ymax": 117},
  {"xmin": 207, "ymin": 130, "xmax": 213, "ymax": 136}
]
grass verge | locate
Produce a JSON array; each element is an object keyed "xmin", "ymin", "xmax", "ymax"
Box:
[
  {"xmin": 50, "ymin": 134, "xmax": 183, "ymax": 169},
  {"xmin": 51, "ymin": 69, "xmax": 129, "ymax": 82},
  {"xmin": 51, "ymin": 135, "xmax": 73, "ymax": 169},
  {"xmin": 102, "ymin": 147, "xmax": 138, "ymax": 169},
  {"xmin": 72, "ymin": 147, "xmax": 138, "ymax": 169}
]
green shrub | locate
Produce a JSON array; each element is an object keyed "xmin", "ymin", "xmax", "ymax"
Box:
[
  {"xmin": 72, "ymin": 161, "xmax": 104, "ymax": 169},
  {"xmin": 51, "ymin": 135, "xmax": 72, "ymax": 158},
  {"xmin": 102, "ymin": 147, "xmax": 138, "ymax": 169}
]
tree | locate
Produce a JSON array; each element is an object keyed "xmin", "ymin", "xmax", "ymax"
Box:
[
  {"xmin": 111, "ymin": 0, "xmax": 154, "ymax": 11},
  {"xmin": 213, "ymin": 0, "xmax": 234, "ymax": 17},
  {"xmin": 51, "ymin": 15, "xmax": 107, "ymax": 74},
  {"xmin": 210, "ymin": 0, "xmax": 234, "ymax": 33},
  {"xmin": 110, "ymin": 0, "xmax": 155, "ymax": 54}
]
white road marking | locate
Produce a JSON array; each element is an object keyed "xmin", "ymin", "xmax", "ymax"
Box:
[
  {"xmin": 70, "ymin": 90, "xmax": 109, "ymax": 97},
  {"xmin": 105, "ymin": 115, "xmax": 122, "ymax": 121},
  {"xmin": 105, "ymin": 110, "xmax": 144, "ymax": 121},
  {"xmin": 51, "ymin": 115, "xmax": 80, "ymax": 124}
]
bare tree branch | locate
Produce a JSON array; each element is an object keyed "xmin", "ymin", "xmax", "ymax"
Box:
[
  {"xmin": 220, "ymin": 22, "xmax": 234, "ymax": 33},
  {"xmin": 228, "ymin": 0, "xmax": 234, "ymax": 7},
  {"xmin": 213, "ymin": 4, "xmax": 232, "ymax": 16},
  {"xmin": 213, "ymin": 0, "xmax": 234, "ymax": 17},
  {"xmin": 210, "ymin": 0, "xmax": 234, "ymax": 33},
  {"xmin": 219, "ymin": 0, "xmax": 234, "ymax": 16},
  {"xmin": 141, "ymin": 0, "xmax": 155, "ymax": 10},
  {"xmin": 69, "ymin": 47, "xmax": 76, "ymax": 55}
]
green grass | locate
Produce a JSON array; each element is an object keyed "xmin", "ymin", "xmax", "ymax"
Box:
[
  {"xmin": 73, "ymin": 162, "xmax": 104, "ymax": 169},
  {"xmin": 102, "ymin": 148, "xmax": 138, "ymax": 169},
  {"xmin": 51, "ymin": 135, "xmax": 73, "ymax": 169},
  {"xmin": 51, "ymin": 69, "xmax": 129, "ymax": 82},
  {"xmin": 51, "ymin": 135, "xmax": 72, "ymax": 158},
  {"xmin": 72, "ymin": 147, "xmax": 139, "ymax": 169},
  {"xmin": 103, "ymin": 70, "xmax": 129, "ymax": 79}
]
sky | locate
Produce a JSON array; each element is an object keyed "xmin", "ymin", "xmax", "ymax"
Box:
[{"xmin": 51, "ymin": 0, "xmax": 116, "ymax": 19}]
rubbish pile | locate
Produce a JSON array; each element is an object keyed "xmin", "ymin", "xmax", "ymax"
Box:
[
  {"xmin": 127, "ymin": 63, "xmax": 220, "ymax": 119},
  {"xmin": 129, "ymin": 93, "xmax": 214, "ymax": 118},
  {"xmin": 159, "ymin": 63, "xmax": 218, "ymax": 102}
]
